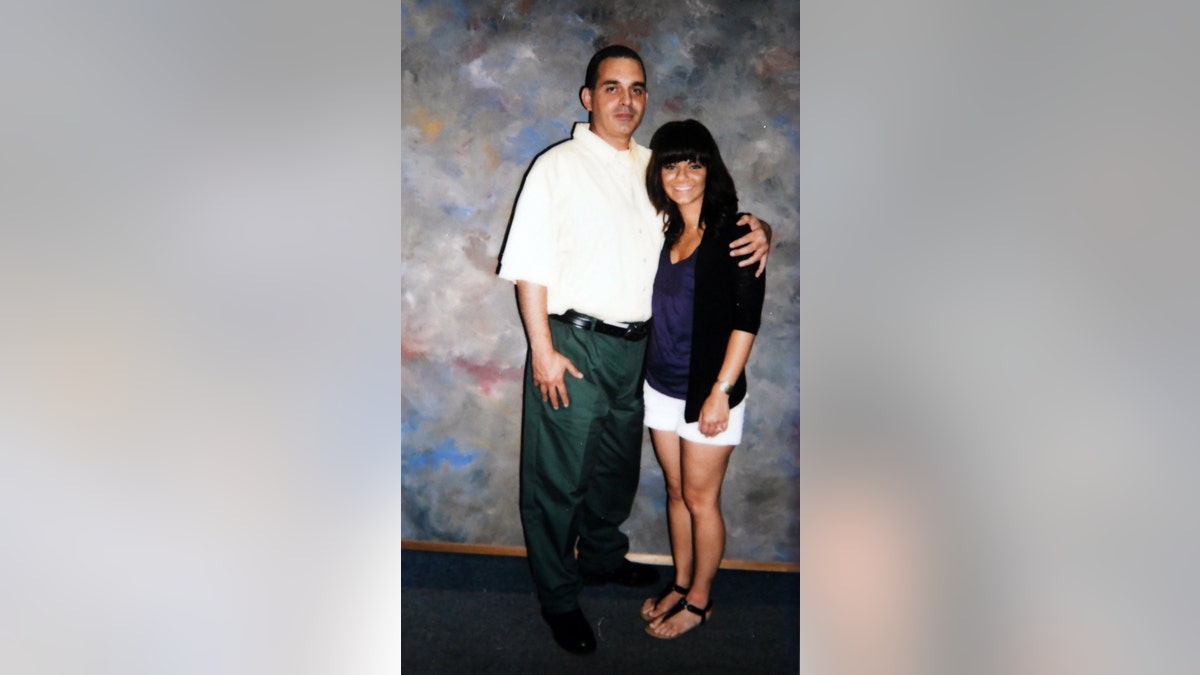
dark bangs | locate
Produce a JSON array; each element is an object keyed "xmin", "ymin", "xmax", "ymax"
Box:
[{"xmin": 648, "ymin": 122, "xmax": 717, "ymax": 173}]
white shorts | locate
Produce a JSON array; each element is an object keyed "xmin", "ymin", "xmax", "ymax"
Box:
[{"xmin": 643, "ymin": 381, "xmax": 746, "ymax": 446}]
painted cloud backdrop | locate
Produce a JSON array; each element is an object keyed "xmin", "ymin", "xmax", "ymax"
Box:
[{"xmin": 401, "ymin": 0, "xmax": 799, "ymax": 562}]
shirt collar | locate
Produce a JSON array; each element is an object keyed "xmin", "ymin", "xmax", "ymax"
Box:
[{"xmin": 573, "ymin": 122, "xmax": 646, "ymax": 162}]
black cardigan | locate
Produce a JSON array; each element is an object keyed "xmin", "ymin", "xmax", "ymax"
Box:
[{"xmin": 681, "ymin": 214, "xmax": 767, "ymax": 422}]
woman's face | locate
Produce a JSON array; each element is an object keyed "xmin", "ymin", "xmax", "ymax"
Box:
[{"xmin": 661, "ymin": 160, "xmax": 707, "ymax": 209}]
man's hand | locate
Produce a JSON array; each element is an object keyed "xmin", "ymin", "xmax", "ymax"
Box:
[
  {"xmin": 731, "ymin": 213, "xmax": 773, "ymax": 277},
  {"xmin": 515, "ymin": 280, "xmax": 584, "ymax": 409},
  {"xmin": 531, "ymin": 348, "xmax": 584, "ymax": 410}
]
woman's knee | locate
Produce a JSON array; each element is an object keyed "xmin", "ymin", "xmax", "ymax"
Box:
[{"xmin": 682, "ymin": 489, "xmax": 721, "ymax": 516}]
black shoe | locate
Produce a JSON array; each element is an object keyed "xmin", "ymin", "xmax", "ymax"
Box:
[
  {"xmin": 582, "ymin": 559, "xmax": 660, "ymax": 587},
  {"xmin": 541, "ymin": 608, "xmax": 596, "ymax": 655}
]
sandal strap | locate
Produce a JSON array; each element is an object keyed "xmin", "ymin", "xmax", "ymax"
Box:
[
  {"xmin": 657, "ymin": 596, "xmax": 690, "ymax": 622},
  {"xmin": 683, "ymin": 600, "xmax": 713, "ymax": 624},
  {"xmin": 655, "ymin": 583, "xmax": 690, "ymax": 603}
]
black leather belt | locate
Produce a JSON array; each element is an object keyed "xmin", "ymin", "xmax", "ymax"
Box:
[{"xmin": 550, "ymin": 309, "xmax": 651, "ymax": 341}]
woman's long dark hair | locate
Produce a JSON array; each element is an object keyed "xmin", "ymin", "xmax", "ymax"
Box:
[{"xmin": 646, "ymin": 119, "xmax": 739, "ymax": 246}]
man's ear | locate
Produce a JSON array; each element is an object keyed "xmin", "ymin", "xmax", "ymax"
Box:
[{"xmin": 580, "ymin": 87, "xmax": 593, "ymax": 112}]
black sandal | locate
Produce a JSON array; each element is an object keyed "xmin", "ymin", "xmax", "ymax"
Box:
[
  {"xmin": 641, "ymin": 583, "xmax": 690, "ymax": 621},
  {"xmin": 645, "ymin": 598, "xmax": 713, "ymax": 639}
]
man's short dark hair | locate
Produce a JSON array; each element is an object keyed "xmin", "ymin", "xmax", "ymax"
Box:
[{"xmin": 583, "ymin": 45, "xmax": 646, "ymax": 90}]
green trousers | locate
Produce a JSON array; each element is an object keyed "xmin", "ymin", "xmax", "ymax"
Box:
[{"xmin": 519, "ymin": 321, "xmax": 647, "ymax": 613}]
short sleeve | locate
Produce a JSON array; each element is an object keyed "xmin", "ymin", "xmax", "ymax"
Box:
[{"xmin": 498, "ymin": 158, "xmax": 557, "ymax": 287}]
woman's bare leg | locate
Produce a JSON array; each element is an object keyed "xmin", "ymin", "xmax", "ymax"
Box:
[
  {"xmin": 648, "ymin": 438, "xmax": 735, "ymax": 638},
  {"xmin": 642, "ymin": 429, "xmax": 692, "ymax": 620}
]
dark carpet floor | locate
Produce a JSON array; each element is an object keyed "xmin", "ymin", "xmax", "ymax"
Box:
[{"xmin": 401, "ymin": 549, "xmax": 799, "ymax": 674}]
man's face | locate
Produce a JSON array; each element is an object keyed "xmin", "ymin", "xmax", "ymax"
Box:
[{"xmin": 580, "ymin": 57, "xmax": 647, "ymax": 151}]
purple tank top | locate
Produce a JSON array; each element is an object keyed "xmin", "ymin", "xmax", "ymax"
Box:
[{"xmin": 645, "ymin": 242, "xmax": 696, "ymax": 398}]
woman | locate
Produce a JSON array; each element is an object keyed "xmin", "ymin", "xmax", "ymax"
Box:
[{"xmin": 640, "ymin": 119, "xmax": 766, "ymax": 639}]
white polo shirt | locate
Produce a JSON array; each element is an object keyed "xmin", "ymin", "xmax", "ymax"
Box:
[{"xmin": 498, "ymin": 122, "xmax": 664, "ymax": 323}]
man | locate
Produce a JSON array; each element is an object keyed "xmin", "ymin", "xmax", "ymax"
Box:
[{"xmin": 498, "ymin": 45, "xmax": 771, "ymax": 655}]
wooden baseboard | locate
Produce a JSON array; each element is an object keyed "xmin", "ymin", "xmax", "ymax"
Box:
[{"xmin": 402, "ymin": 539, "xmax": 799, "ymax": 574}]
